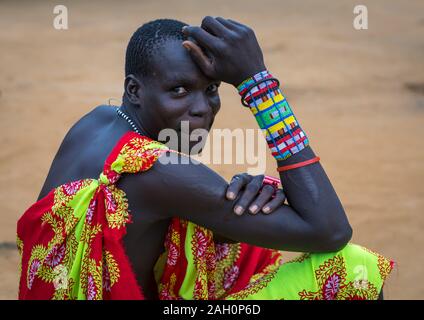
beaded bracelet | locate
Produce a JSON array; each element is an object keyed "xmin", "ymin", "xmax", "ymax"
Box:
[
  {"xmin": 237, "ymin": 70, "xmax": 309, "ymax": 161},
  {"xmin": 241, "ymin": 77, "xmax": 280, "ymax": 107},
  {"xmin": 277, "ymin": 156, "xmax": 320, "ymax": 172}
]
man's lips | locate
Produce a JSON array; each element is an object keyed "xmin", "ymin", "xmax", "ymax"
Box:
[{"xmin": 176, "ymin": 121, "xmax": 212, "ymax": 132}]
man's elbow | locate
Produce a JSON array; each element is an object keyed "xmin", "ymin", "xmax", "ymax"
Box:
[
  {"xmin": 315, "ymin": 221, "xmax": 353, "ymax": 253},
  {"xmin": 331, "ymin": 223, "xmax": 353, "ymax": 251}
]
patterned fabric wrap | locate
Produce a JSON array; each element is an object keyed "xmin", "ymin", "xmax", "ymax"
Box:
[
  {"xmin": 17, "ymin": 131, "xmax": 395, "ymax": 300},
  {"xmin": 17, "ymin": 132, "xmax": 169, "ymax": 299},
  {"xmin": 238, "ymin": 70, "xmax": 309, "ymax": 161},
  {"xmin": 155, "ymin": 221, "xmax": 395, "ymax": 300}
]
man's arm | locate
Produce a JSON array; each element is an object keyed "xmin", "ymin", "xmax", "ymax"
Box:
[
  {"xmin": 236, "ymin": 68, "xmax": 351, "ymax": 233},
  {"xmin": 123, "ymin": 17, "xmax": 352, "ymax": 252},
  {"xmin": 123, "ymin": 149, "xmax": 351, "ymax": 253}
]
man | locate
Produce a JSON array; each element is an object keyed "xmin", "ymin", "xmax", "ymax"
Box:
[{"xmin": 17, "ymin": 17, "xmax": 393, "ymax": 300}]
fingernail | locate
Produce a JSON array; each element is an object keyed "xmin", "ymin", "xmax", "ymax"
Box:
[
  {"xmin": 249, "ymin": 205, "xmax": 258, "ymax": 214},
  {"xmin": 263, "ymin": 207, "xmax": 270, "ymax": 213},
  {"xmin": 227, "ymin": 192, "xmax": 235, "ymax": 199},
  {"xmin": 234, "ymin": 206, "xmax": 243, "ymax": 215}
]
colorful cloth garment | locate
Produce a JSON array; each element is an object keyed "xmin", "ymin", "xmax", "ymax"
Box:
[
  {"xmin": 17, "ymin": 132, "xmax": 394, "ymax": 300},
  {"xmin": 156, "ymin": 223, "xmax": 395, "ymax": 299},
  {"xmin": 238, "ymin": 70, "xmax": 309, "ymax": 161},
  {"xmin": 17, "ymin": 132, "xmax": 168, "ymax": 299}
]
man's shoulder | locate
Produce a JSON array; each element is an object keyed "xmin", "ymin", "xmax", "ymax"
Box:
[
  {"xmin": 55, "ymin": 104, "xmax": 122, "ymax": 169},
  {"xmin": 79, "ymin": 105, "xmax": 116, "ymax": 123},
  {"xmin": 64, "ymin": 105, "xmax": 115, "ymax": 138}
]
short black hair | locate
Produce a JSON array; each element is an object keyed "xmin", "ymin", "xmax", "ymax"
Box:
[{"xmin": 125, "ymin": 18, "xmax": 188, "ymax": 78}]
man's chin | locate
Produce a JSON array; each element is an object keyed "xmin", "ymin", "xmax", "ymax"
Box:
[{"xmin": 172, "ymin": 132, "xmax": 208, "ymax": 155}]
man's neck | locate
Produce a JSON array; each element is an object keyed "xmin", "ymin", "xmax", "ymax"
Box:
[{"xmin": 119, "ymin": 101, "xmax": 154, "ymax": 139}]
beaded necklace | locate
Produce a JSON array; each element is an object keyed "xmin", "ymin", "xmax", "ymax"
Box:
[
  {"xmin": 116, "ymin": 107, "xmax": 190, "ymax": 158},
  {"xmin": 116, "ymin": 107, "xmax": 142, "ymax": 135}
]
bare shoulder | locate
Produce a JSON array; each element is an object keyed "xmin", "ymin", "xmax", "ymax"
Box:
[{"xmin": 66, "ymin": 105, "xmax": 114, "ymax": 135}]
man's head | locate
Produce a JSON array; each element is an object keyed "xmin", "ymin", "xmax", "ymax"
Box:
[
  {"xmin": 123, "ymin": 19, "xmax": 221, "ymax": 151},
  {"xmin": 125, "ymin": 19, "xmax": 187, "ymax": 79}
]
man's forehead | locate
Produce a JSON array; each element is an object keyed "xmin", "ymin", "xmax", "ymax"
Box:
[{"xmin": 150, "ymin": 39, "xmax": 207, "ymax": 83}]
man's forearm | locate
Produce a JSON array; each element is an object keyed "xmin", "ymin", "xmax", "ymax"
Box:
[{"xmin": 237, "ymin": 71, "xmax": 351, "ymax": 239}]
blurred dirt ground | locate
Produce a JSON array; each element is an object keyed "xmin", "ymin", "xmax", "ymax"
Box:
[{"xmin": 0, "ymin": 0, "xmax": 423, "ymax": 299}]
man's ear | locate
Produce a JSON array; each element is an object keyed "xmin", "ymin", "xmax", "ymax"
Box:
[{"xmin": 124, "ymin": 74, "xmax": 143, "ymax": 105}]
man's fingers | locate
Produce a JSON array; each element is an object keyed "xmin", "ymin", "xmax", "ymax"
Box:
[
  {"xmin": 247, "ymin": 185, "xmax": 275, "ymax": 215},
  {"xmin": 215, "ymin": 17, "xmax": 238, "ymax": 31},
  {"xmin": 227, "ymin": 18, "xmax": 247, "ymax": 29},
  {"xmin": 226, "ymin": 174, "xmax": 251, "ymax": 200},
  {"xmin": 182, "ymin": 41, "xmax": 214, "ymax": 76},
  {"xmin": 182, "ymin": 26, "xmax": 216, "ymax": 51},
  {"xmin": 233, "ymin": 175, "xmax": 264, "ymax": 215},
  {"xmin": 262, "ymin": 189, "xmax": 287, "ymax": 214},
  {"xmin": 201, "ymin": 16, "xmax": 229, "ymax": 37}
]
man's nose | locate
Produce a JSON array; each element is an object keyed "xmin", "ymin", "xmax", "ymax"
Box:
[{"xmin": 188, "ymin": 93, "xmax": 211, "ymax": 118}]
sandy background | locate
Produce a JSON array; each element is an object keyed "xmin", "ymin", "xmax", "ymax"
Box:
[{"xmin": 1, "ymin": 0, "xmax": 423, "ymax": 299}]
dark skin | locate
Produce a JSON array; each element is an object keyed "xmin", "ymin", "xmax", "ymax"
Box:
[{"xmin": 38, "ymin": 17, "xmax": 354, "ymax": 299}]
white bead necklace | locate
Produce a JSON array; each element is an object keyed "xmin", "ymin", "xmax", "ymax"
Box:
[{"xmin": 116, "ymin": 108, "xmax": 142, "ymax": 135}]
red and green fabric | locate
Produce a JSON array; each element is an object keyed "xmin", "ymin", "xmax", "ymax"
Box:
[
  {"xmin": 155, "ymin": 219, "xmax": 394, "ymax": 300},
  {"xmin": 17, "ymin": 132, "xmax": 168, "ymax": 299}
]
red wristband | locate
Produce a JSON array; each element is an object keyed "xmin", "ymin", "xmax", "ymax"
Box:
[{"xmin": 277, "ymin": 156, "xmax": 320, "ymax": 172}]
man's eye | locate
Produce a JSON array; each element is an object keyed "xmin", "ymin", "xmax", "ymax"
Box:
[
  {"xmin": 207, "ymin": 83, "xmax": 220, "ymax": 93},
  {"xmin": 171, "ymin": 86, "xmax": 188, "ymax": 95}
]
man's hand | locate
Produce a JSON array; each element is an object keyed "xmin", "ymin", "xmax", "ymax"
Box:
[
  {"xmin": 182, "ymin": 16, "xmax": 266, "ymax": 87},
  {"xmin": 226, "ymin": 173, "xmax": 286, "ymax": 215}
]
